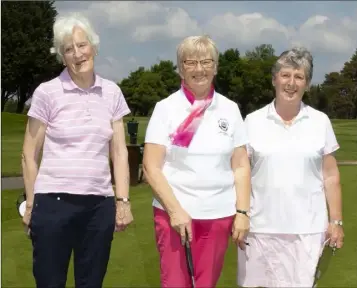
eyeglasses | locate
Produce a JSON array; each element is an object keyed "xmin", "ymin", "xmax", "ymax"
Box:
[{"xmin": 183, "ymin": 59, "xmax": 215, "ymax": 68}]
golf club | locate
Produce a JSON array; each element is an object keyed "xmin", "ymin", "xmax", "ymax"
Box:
[
  {"xmin": 185, "ymin": 229, "xmax": 195, "ymax": 288},
  {"xmin": 313, "ymin": 238, "xmax": 337, "ymax": 287}
]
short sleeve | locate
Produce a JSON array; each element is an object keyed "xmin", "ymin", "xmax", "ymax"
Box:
[
  {"xmin": 27, "ymin": 84, "xmax": 51, "ymax": 125},
  {"xmin": 233, "ymin": 104, "xmax": 249, "ymax": 148},
  {"xmin": 244, "ymin": 115, "xmax": 253, "ymax": 158},
  {"xmin": 145, "ymin": 101, "xmax": 170, "ymax": 146},
  {"xmin": 323, "ymin": 115, "xmax": 340, "ymax": 155},
  {"xmin": 112, "ymin": 86, "xmax": 131, "ymax": 122}
]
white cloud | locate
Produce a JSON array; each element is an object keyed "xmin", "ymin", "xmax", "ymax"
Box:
[
  {"xmin": 133, "ymin": 7, "xmax": 201, "ymax": 42},
  {"xmin": 55, "ymin": 1, "xmax": 357, "ymax": 83},
  {"xmin": 205, "ymin": 12, "xmax": 356, "ymax": 56},
  {"xmin": 206, "ymin": 12, "xmax": 289, "ymax": 47},
  {"xmin": 86, "ymin": 1, "xmax": 161, "ymax": 25},
  {"xmin": 128, "ymin": 56, "xmax": 137, "ymax": 64},
  {"xmin": 291, "ymin": 15, "xmax": 356, "ymax": 54}
]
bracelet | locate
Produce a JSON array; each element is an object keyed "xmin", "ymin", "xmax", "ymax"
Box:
[{"xmin": 236, "ymin": 209, "xmax": 250, "ymax": 217}]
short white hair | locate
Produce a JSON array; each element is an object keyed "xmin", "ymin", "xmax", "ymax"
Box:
[
  {"xmin": 176, "ymin": 35, "xmax": 219, "ymax": 76},
  {"xmin": 50, "ymin": 13, "xmax": 100, "ymax": 63}
]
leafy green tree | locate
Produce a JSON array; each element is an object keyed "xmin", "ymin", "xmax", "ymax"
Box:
[
  {"xmin": 340, "ymin": 49, "xmax": 357, "ymax": 118},
  {"xmin": 1, "ymin": 1, "xmax": 62, "ymax": 113},
  {"xmin": 131, "ymin": 71, "xmax": 167, "ymax": 116},
  {"xmin": 215, "ymin": 48, "xmax": 243, "ymax": 100},
  {"xmin": 245, "ymin": 44, "xmax": 275, "ymax": 61},
  {"xmin": 119, "ymin": 67, "xmax": 146, "ymax": 115},
  {"xmin": 321, "ymin": 70, "xmax": 356, "ymax": 119},
  {"xmin": 150, "ymin": 60, "xmax": 180, "ymax": 95}
]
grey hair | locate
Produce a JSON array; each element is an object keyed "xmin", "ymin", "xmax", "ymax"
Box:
[
  {"xmin": 272, "ymin": 47, "xmax": 314, "ymax": 83},
  {"xmin": 176, "ymin": 35, "xmax": 219, "ymax": 76},
  {"xmin": 50, "ymin": 13, "xmax": 99, "ymax": 63}
]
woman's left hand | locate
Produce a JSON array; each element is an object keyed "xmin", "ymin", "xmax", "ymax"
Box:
[
  {"xmin": 326, "ymin": 222, "xmax": 344, "ymax": 249},
  {"xmin": 232, "ymin": 213, "xmax": 250, "ymax": 250},
  {"xmin": 115, "ymin": 202, "xmax": 133, "ymax": 232}
]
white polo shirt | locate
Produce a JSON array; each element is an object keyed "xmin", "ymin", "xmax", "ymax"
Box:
[
  {"xmin": 245, "ymin": 101, "xmax": 340, "ymax": 234},
  {"xmin": 145, "ymin": 89, "xmax": 248, "ymax": 219}
]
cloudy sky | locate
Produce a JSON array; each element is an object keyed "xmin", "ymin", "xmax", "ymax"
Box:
[{"xmin": 55, "ymin": 1, "xmax": 357, "ymax": 84}]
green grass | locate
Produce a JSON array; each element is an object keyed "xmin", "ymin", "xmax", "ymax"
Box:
[
  {"xmin": 1, "ymin": 112, "xmax": 356, "ymax": 177},
  {"xmin": 332, "ymin": 120, "xmax": 357, "ymax": 161},
  {"xmin": 1, "ymin": 166, "xmax": 357, "ymax": 287}
]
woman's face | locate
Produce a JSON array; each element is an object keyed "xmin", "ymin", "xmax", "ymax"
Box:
[
  {"xmin": 181, "ymin": 51, "xmax": 216, "ymax": 93},
  {"xmin": 273, "ymin": 66, "xmax": 308, "ymax": 104},
  {"xmin": 62, "ymin": 26, "xmax": 96, "ymax": 77}
]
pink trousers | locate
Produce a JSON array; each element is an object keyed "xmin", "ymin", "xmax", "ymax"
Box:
[{"xmin": 153, "ymin": 207, "xmax": 234, "ymax": 288}]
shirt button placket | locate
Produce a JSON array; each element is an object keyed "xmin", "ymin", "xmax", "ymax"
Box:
[{"xmin": 85, "ymin": 91, "xmax": 91, "ymax": 117}]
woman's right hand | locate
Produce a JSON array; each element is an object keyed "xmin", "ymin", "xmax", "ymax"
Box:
[
  {"xmin": 22, "ymin": 206, "xmax": 32, "ymax": 238},
  {"xmin": 168, "ymin": 208, "xmax": 192, "ymax": 245}
]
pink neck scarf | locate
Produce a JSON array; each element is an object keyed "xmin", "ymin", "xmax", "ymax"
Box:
[{"xmin": 169, "ymin": 81, "xmax": 214, "ymax": 148}]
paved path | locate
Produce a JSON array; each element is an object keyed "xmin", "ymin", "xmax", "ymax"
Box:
[
  {"xmin": 1, "ymin": 177, "xmax": 24, "ymax": 191},
  {"xmin": 2, "ymin": 161, "xmax": 356, "ymax": 191}
]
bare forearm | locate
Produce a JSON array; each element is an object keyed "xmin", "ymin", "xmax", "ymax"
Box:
[
  {"xmin": 324, "ymin": 175, "xmax": 343, "ymax": 220},
  {"xmin": 234, "ymin": 166, "xmax": 251, "ymax": 211},
  {"xmin": 113, "ymin": 155, "xmax": 130, "ymax": 199},
  {"xmin": 144, "ymin": 166, "xmax": 181, "ymax": 214},
  {"xmin": 22, "ymin": 158, "xmax": 39, "ymax": 206}
]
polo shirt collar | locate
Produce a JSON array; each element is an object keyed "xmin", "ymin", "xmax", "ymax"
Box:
[
  {"xmin": 267, "ymin": 99, "xmax": 309, "ymax": 122},
  {"xmin": 59, "ymin": 68, "xmax": 102, "ymax": 92},
  {"xmin": 179, "ymin": 86, "xmax": 218, "ymax": 111}
]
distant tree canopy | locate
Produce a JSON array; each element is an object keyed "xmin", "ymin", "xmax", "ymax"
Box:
[
  {"xmin": 1, "ymin": 0, "xmax": 62, "ymax": 113},
  {"xmin": 120, "ymin": 45, "xmax": 357, "ymax": 119}
]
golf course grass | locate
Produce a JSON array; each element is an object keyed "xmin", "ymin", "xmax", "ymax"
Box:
[{"xmin": 2, "ymin": 166, "xmax": 357, "ymax": 287}]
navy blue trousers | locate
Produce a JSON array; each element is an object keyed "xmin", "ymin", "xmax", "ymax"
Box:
[{"xmin": 29, "ymin": 193, "xmax": 116, "ymax": 288}]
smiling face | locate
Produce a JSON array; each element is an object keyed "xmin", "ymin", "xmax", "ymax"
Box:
[
  {"xmin": 181, "ymin": 51, "xmax": 216, "ymax": 95},
  {"xmin": 62, "ymin": 26, "xmax": 95, "ymax": 77},
  {"xmin": 272, "ymin": 66, "xmax": 308, "ymax": 104}
]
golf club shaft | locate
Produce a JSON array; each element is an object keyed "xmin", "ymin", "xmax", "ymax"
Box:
[{"xmin": 185, "ymin": 230, "xmax": 195, "ymax": 287}]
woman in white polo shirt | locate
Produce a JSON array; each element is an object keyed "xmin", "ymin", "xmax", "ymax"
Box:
[
  {"xmin": 238, "ymin": 47, "xmax": 344, "ymax": 287},
  {"xmin": 143, "ymin": 35, "xmax": 251, "ymax": 287}
]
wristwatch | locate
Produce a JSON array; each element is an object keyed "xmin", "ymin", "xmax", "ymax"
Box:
[
  {"xmin": 330, "ymin": 220, "xmax": 343, "ymax": 226},
  {"xmin": 116, "ymin": 197, "xmax": 130, "ymax": 203},
  {"xmin": 236, "ymin": 209, "xmax": 250, "ymax": 218}
]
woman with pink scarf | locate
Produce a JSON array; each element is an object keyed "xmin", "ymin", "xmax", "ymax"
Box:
[{"xmin": 143, "ymin": 35, "xmax": 251, "ymax": 287}]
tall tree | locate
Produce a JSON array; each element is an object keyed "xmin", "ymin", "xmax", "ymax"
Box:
[
  {"xmin": 245, "ymin": 44, "xmax": 275, "ymax": 61},
  {"xmin": 1, "ymin": 1, "xmax": 62, "ymax": 113},
  {"xmin": 340, "ymin": 49, "xmax": 357, "ymax": 118},
  {"xmin": 215, "ymin": 48, "xmax": 243, "ymax": 104},
  {"xmin": 150, "ymin": 60, "xmax": 180, "ymax": 95}
]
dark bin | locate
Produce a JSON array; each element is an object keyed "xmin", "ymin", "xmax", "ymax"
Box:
[{"xmin": 127, "ymin": 118, "xmax": 139, "ymax": 145}]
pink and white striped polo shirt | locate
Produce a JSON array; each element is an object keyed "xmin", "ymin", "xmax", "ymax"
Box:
[{"xmin": 28, "ymin": 68, "xmax": 130, "ymax": 196}]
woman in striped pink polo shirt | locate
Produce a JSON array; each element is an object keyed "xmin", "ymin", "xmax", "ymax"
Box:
[{"xmin": 21, "ymin": 13, "xmax": 133, "ymax": 287}]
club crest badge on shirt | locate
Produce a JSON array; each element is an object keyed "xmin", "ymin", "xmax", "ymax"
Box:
[{"xmin": 218, "ymin": 118, "xmax": 229, "ymax": 132}]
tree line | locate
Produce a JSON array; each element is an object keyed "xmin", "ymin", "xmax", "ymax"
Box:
[
  {"xmin": 120, "ymin": 45, "xmax": 357, "ymax": 119},
  {"xmin": 2, "ymin": 1, "xmax": 356, "ymax": 119}
]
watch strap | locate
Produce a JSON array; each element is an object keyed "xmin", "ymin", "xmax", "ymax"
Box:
[
  {"xmin": 236, "ymin": 209, "xmax": 250, "ymax": 217},
  {"xmin": 116, "ymin": 197, "xmax": 130, "ymax": 203},
  {"xmin": 330, "ymin": 219, "xmax": 343, "ymax": 226}
]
